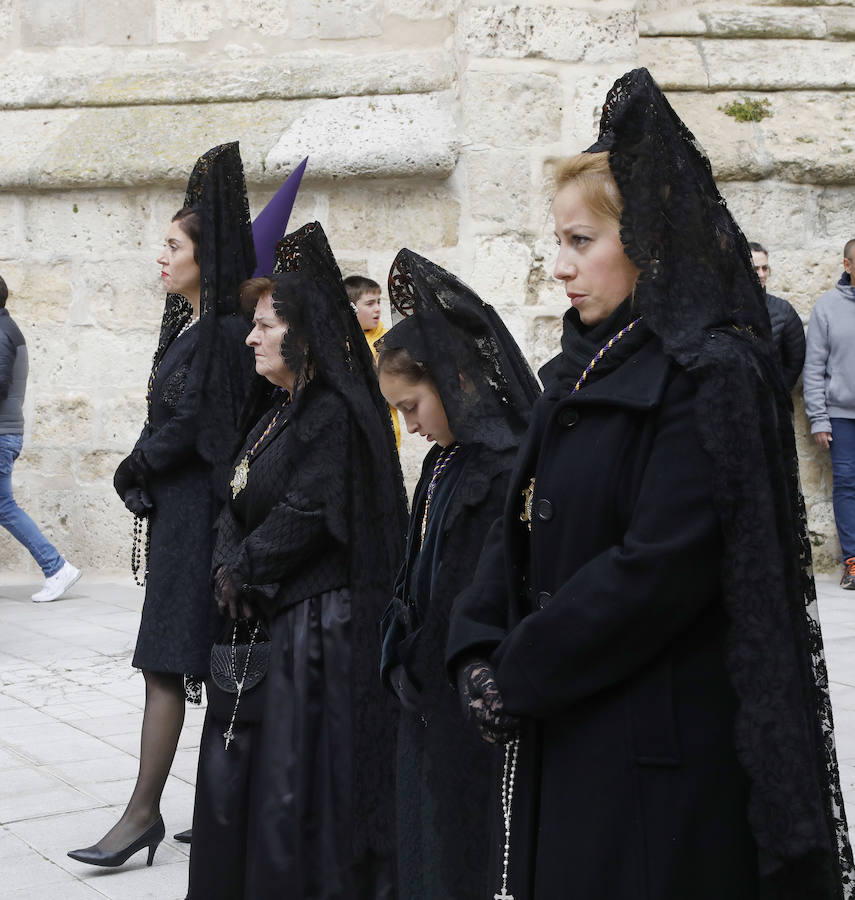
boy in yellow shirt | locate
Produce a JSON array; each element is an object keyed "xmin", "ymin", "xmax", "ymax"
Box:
[{"xmin": 344, "ymin": 275, "xmax": 401, "ymax": 447}]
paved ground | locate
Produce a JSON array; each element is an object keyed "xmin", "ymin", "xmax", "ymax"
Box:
[{"xmin": 2, "ymin": 574, "xmax": 855, "ymax": 898}]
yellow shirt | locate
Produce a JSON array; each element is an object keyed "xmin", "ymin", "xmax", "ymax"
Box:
[{"xmin": 364, "ymin": 323, "xmax": 401, "ymax": 449}]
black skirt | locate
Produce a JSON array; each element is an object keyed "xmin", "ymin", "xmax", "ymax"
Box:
[{"xmin": 188, "ymin": 589, "xmax": 395, "ymax": 900}]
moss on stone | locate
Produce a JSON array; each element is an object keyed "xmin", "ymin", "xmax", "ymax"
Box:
[{"xmin": 719, "ymin": 97, "xmax": 772, "ymax": 122}]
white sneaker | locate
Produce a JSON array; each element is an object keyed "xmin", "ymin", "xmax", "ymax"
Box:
[{"xmin": 31, "ymin": 561, "xmax": 82, "ymax": 603}]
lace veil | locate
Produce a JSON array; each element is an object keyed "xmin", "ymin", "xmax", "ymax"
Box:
[
  {"xmin": 152, "ymin": 142, "xmax": 256, "ymax": 495},
  {"xmin": 384, "ymin": 248, "xmax": 541, "ymax": 451},
  {"xmin": 593, "ymin": 68, "xmax": 853, "ymax": 897},
  {"xmin": 268, "ymin": 221, "xmax": 408, "ymax": 856}
]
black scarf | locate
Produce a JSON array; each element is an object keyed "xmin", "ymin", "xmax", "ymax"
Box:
[{"xmin": 541, "ymin": 298, "xmax": 651, "ymax": 398}]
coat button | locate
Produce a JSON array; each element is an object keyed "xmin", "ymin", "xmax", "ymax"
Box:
[
  {"xmin": 536, "ymin": 499, "xmax": 553, "ymax": 521},
  {"xmin": 536, "ymin": 591, "xmax": 552, "ymax": 610},
  {"xmin": 557, "ymin": 407, "xmax": 579, "ymax": 428}
]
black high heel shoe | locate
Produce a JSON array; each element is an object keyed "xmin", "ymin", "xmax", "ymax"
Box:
[{"xmin": 67, "ymin": 815, "xmax": 165, "ymax": 868}]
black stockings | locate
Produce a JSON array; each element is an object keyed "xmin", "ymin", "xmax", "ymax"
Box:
[{"xmin": 92, "ymin": 670, "xmax": 185, "ymax": 852}]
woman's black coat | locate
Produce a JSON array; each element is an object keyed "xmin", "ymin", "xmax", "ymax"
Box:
[
  {"xmin": 130, "ymin": 313, "xmax": 249, "ymax": 675},
  {"xmin": 447, "ymin": 336, "xmax": 758, "ymax": 900}
]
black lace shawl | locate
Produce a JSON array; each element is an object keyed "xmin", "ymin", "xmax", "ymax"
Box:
[
  {"xmin": 385, "ymin": 249, "xmax": 541, "ymax": 452},
  {"xmin": 593, "ymin": 68, "xmax": 854, "ymax": 897},
  {"xmin": 247, "ymin": 221, "xmax": 408, "ymax": 857},
  {"xmin": 152, "ymin": 142, "xmax": 256, "ymax": 498}
]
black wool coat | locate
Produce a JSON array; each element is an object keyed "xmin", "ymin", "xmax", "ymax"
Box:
[
  {"xmin": 131, "ymin": 314, "xmax": 250, "ymax": 676},
  {"xmin": 447, "ymin": 336, "xmax": 759, "ymax": 900}
]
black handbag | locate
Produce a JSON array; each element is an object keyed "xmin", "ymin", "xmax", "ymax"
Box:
[{"xmin": 207, "ymin": 619, "xmax": 271, "ymax": 733}]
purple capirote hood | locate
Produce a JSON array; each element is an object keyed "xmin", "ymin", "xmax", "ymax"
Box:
[{"xmin": 251, "ymin": 157, "xmax": 308, "ymax": 277}]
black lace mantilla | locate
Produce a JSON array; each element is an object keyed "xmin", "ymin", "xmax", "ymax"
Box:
[
  {"xmin": 250, "ymin": 221, "xmax": 410, "ymax": 858},
  {"xmin": 592, "ymin": 68, "xmax": 854, "ymax": 897},
  {"xmin": 384, "ymin": 249, "xmax": 541, "ymax": 452},
  {"xmin": 148, "ymin": 143, "xmax": 255, "ymax": 496}
]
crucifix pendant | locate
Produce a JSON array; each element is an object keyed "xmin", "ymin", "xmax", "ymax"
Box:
[{"xmin": 494, "ymin": 892, "xmax": 514, "ymax": 900}]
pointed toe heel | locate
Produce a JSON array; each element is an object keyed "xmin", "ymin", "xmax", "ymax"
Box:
[{"xmin": 67, "ymin": 815, "xmax": 165, "ymax": 869}]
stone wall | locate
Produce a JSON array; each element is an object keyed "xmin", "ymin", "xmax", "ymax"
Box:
[
  {"xmin": 0, "ymin": 0, "xmax": 851, "ymax": 576},
  {"xmin": 639, "ymin": 0, "xmax": 855, "ymax": 572}
]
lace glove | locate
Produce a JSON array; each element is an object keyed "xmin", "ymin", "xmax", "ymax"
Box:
[
  {"xmin": 214, "ymin": 566, "xmax": 254, "ymax": 620},
  {"xmin": 456, "ymin": 659, "xmax": 521, "ymax": 745},
  {"xmin": 123, "ymin": 487, "xmax": 153, "ymax": 518},
  {"xmin": 113, "ymin": 450, "xmax": 149, "ymax": 498},
  {"xmin": 389, "ymin": 664, "xmax": 420, "ymax": 714}
]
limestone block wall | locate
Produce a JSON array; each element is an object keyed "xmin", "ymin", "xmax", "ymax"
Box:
[
  {"xmin": 0, "ymin": 0, "xmax": 851, "ymax": 576},
  {"xmin": 639, "ymin": 0, "xmax": 855, "ymax": 571},
  {"xmin": 0, "ymin": 0, "xmax": 638, "ymax": 576}
]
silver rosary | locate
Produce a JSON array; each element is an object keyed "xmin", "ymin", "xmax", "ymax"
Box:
[
  {"xmin": 495, "ymin": 735, "xmax": 520, "ymax": 900},
  {"xmin": 222, "ymin": 620, "xmax": 260, "ymax": 750}
]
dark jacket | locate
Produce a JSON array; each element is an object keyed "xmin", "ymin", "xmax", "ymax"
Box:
[
  {"xmin": 212, "ymin": 382, "xmax": 349, "ymax": 617},
  {"xmin": 447, "ymin": 336, "xmax": 757, "ymax": 900},
  {"xmin": 765, "ymin": 291, "xmax": 805, "ymax": 391},
  {"xmin": 0, "ymin": 308, "xmax": 27, "ymax": 434}
]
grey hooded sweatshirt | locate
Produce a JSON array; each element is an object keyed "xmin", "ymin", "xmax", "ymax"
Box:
[
  {"xmin": 0, "ymin": 308, "xmax": 27, "ymax": 434},
  {"xmin": 803, "ymin": 273, "xmax": 855, "ymax": 434}
]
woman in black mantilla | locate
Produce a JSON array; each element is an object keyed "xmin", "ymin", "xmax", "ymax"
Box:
[
  {"xmin": 68, "ymin": 143, "xmax": 255, "ymax": 869},
  {"xmin": 447, "ymin": 69, "xmax": 855, "ymax": 899},
  {"xmin": 187, "ymin": 222, "xmax": 408, "ymax": 900},
  {"xmin": 376, "ymin": 250, "xmax": 540, "ymax": 900}
]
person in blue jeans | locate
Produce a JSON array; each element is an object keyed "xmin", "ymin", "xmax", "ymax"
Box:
[
  {"xmin": 0, "ymin": 275, "xmax": 80, "ymax": 601},
  {"xmin": 804, "ymin": 238, "xmax": 855, "ymax": 589}
]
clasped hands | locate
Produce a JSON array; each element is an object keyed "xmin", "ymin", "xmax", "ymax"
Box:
[{"xmin": 114, "ymin": 451, "xmax": 154, "ymax": 518}]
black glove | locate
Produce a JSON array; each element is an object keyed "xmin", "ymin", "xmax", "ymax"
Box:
[
  {"xmin": 123, "ymin": 487, "xmax": 153, "ymax": 518},
  {"xmin": 114, "ymin": 450, "xmax": 149, "ymax": 498},
  {"xmin": 388, "ymin": 664, "xmax": 420, "ymax": 714},
  {"xmin": 214, "ymin": 566, "xmax": 253, "ymax": 620},
  {"xmin": 456, "ymin": 659, "xmax": 521, "ymax": 745}
]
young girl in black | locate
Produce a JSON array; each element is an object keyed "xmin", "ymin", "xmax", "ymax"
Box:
[{"xmin": 378, "ymin": 248, "xmax": 539, "ymax": 900}]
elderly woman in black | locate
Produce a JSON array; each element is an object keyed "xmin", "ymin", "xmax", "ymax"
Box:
[
  {"xmin": 377, "ymin": 250, "xmax": 539, "ymax": 900},
  {"xmin": 187, "ymin": 222, "xmax": 407, "ymax": 900},
  {"xmin": 68, "ymin": 143, "xmax": 255, "ymax": 869},
  {"xmin": 448, "ymin": 69, "xmax": 854, "ymax": 900}
]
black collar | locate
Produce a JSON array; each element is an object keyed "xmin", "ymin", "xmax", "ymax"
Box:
[{"xmin": 559, "ymin": 337, "xmax": 672, "ymax": 411}]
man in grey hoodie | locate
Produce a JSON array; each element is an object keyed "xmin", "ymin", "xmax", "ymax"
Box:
[
  {"xmin": 804, "ymin": 239, "xmax": 855, "ymax": 588},
  {"xmin": 0, "ymin": 275, "xmax": 80, "ymax": 600}
]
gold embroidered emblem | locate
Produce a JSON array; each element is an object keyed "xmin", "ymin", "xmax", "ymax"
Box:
[{"xmin": 520, "ymin": 477, "xmax": 535, "ymax": 531}]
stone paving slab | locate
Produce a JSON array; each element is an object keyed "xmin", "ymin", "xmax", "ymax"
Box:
[{"xmin": 1, "ymin": 573, "xmax": 855, "ymax": 898}]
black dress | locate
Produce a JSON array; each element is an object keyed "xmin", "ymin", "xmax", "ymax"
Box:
[
  {"xmin": 131, "ymin": 322, "xmax": 219, "ymax": 675},
  {"xmin": 381, "ymin": 442, "xmax": 513, "ymax": 900},
  {"xmin": 189, "ymin": 382, "xmax": 397, "ymax": 900}
]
